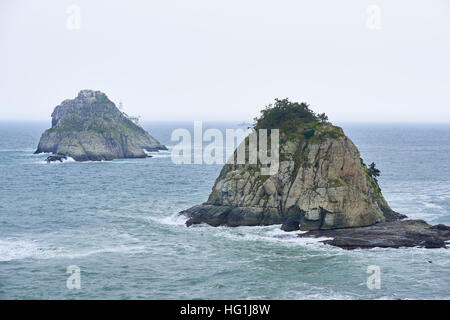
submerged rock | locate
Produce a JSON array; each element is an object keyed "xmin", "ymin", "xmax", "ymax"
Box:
[
  {"xmin": 298, "ymin": 219, "xmax": 450, "ymax": 249},
  {"xmin": 35, "ymin": 90, "xmax": 167, "ymax": 161},
  {"xmin": 180, "ymin": 99, "xmax": 405, "ymax": 230},
  {"xmin": 281, "ymin": 218, "xmax": 301, "ymax": 232},
  {"xmin": 45, "ymin": 154, "xmax": 67, "ymax": 163}
]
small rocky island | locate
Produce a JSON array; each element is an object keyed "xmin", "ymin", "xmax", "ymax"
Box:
[
  {"xmin": 180, "ymin": 99, "xmax": 450, "ymax": 249},
  {"xmin": 35, "ymin": 90, "xmax": 167, "ymax": 161}
]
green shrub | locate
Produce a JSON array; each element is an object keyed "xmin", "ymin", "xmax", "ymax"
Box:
[
  {"xmin": 303, "ymin": 129, "xmax": 315, "ymax": 139},
  {"xmin": 253, "ymin": 99, "xmax": 318, "ymax": 135},
  {"xmin": 252, "ymin": 99, "xmax": 346, "ymax": 146}
]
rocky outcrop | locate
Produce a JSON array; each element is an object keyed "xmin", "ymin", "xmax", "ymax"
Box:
[
  {"xmin": 45, "ymin": 154, "xmax": 67, "ymax": 163},
  {"xmin": 298, "ymin": 220, "xmax": 450, "ymax": 249},
  {"xmin": 35, "ymin": 90, "xmax": 167, "ymax": 161},
  {"xmin": 180, "ymin": 99, "xmax": 405, "ymax": 231},
  {"xmin": 281, "ymin": 218, "xmax": 301, "ymax": 232}
]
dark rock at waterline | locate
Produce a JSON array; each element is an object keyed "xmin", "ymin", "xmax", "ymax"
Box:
[
  {"xmin": 281, "ymin": 218, "xmax": 300, "ymax": 232},
  {"xmin": 430, "ymin": 224, "xmax": 450, "ymax": 231},
  {"xmin": 45, "ymin": 154, "xmax": 67, "ymax": 163},
  {"xmin": 297, "ymin": 219, "xmax": 450, "ymax": 250},
  {"xmin": 181, "ymin": 204, "xmax": 285, "ymax": 227},
  {"xmin": 181, "ymin": 205, "xmax": 450, "ymax": 249}
]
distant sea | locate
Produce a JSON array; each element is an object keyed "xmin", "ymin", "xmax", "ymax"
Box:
[{"xmin": 0, "ymin": 121, "xmax": 449, "ymax": 299}]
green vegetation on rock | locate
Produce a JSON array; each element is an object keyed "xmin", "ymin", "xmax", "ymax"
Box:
[
  {"xmin": 361, "ymin": 159, "xmax": 383, "ymax": 199},
  {"xmin": 253, "ymin": 98, "xmax": 344, "ymax": 144},
  {"xmin": 368, "ymin": 162, "xmax": 381, "ymax": 181}
]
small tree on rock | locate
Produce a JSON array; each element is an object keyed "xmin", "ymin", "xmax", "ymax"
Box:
[
  {"xmin": 368, "ymin": 162, "xmax": 381, "ymax": 181},
  {"xmin": 317, "ymin": 113, "xmax": 328, "ymax": 122}
]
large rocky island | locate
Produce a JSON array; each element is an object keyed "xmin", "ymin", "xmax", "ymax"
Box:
[
  {"xmin": 35, "ymin": 90, "xmax": 167, "ymax": 161},
  {"xmin": 180, "ymin": 99, "xmax": 450, "ymax": 249}
]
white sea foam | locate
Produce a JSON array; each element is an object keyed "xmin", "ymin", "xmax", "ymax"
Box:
[
  {"xmin": 0, "ymin": 238, "xmax": 146, "ymax": 262},
  {"xmin": 153, "ymin": 213, "xmax": 334, "ymax": 248},
  {"xmin": 39, "ymin": 156, "xmax": 76, "ymax": 164},
  {"xmin": 144, "ymin": 146, "xmax": 173, "ymax": 158},
  {"xmin": 148, "ymin": 213, "xmax": 187, "ymax": 226},
  {"xmin": 422, "ymin": 202, "xmax": 443, "ymax": 210},
  {"xmin": 205, "ymin": 224, "xmax": 334, "ymax": 249},
  {"xmin": 0, "ymin": 239, "xmax": 60, "ymax": 261},
  {"xmin": 57, "ymin": 245, "xmax": 146, "ymax": 259},
  {"xmin": 148, "ymin": 153, "xmax": 172, "ymax": 158}
]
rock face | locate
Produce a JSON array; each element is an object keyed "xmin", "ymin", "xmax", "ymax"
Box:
[
  {"xmin": 35, "ymin": 90, "xmax": 167, "ymax": 161},
  {"xmin": 298, "ymin": 220, "xmax": 450, "ymax": 249},
  {"xmin": 180, "ymin": 99, "xmax": 405, "ymax": 230}
]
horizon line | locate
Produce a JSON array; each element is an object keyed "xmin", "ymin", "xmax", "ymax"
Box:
[{"xmin": 1, "ymin": 119, "xmax": 450, "ymax": 125}]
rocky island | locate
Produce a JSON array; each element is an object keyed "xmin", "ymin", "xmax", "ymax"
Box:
[
  {"xmin": 35, "ymin": 90, "xmax": 167, "ymax": 161},
  {"xmin": 180, "ymin": 99, "xmax": 450, "ymax": 249}
]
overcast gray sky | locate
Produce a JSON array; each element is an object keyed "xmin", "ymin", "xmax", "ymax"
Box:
[{"xmin": 1, "ymin": 0, "xmax": 449, "ymax": 122}]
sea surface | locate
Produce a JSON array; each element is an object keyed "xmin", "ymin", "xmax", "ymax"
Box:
[{"xmin": 0, "ymin": 121, "xmax": 449, "ymax": 299}]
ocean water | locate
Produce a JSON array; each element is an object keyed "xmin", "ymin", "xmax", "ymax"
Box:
[{"xmin": 0, "ymin": 121, "xmax": 449, "ymax": 300}]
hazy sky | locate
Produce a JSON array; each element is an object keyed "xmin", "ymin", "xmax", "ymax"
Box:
[{"xmin": 1, "ymin": 0, "xmax": 449, "ymax": 122}]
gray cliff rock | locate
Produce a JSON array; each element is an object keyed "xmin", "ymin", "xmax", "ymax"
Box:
[
  {"xmin": 180, "ymin": 99, "xmax": 405, "ymax": 231},
  {"xmin": 35, "ymin": 90, "xmax": 167, "ymax": 161}
]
